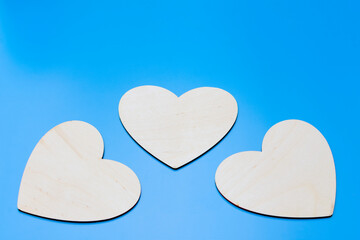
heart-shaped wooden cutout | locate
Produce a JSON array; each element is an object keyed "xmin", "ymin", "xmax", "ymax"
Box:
[
  {"xmin": 215, "ymin": 120, "xmax": 336, "ymax": 218},
  {"xmin": 18, "ymin": 121, "xmax": 141, "ymax": 222},
  {"xmin": 119, "ymin": 86, "xmax": 238, "ymax": 169}
]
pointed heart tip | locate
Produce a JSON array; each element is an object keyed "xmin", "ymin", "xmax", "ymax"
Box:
[{"xmin": 166, "ymin": 163, "xmax": 183, "ymax": 170}]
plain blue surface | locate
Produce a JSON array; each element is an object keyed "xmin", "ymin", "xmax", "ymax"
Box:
[{"xmin": 0, "ymin": 0, "xmax": 359, "ymax": 239}]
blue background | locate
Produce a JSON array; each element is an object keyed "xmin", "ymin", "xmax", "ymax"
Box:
[{"xmin": 0, "ymin": 0, "xmax": 359, "ymax": 239}]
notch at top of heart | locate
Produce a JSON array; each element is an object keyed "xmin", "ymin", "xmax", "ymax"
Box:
[{"xmin": 119, "ymin": 86, "xmax": 238, "ymax": 169}]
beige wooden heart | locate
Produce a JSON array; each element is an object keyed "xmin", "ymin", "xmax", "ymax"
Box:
[
  {"xmin": 119, "ymin": 86, "xmax": 238, "ymax": 169},
  {"xmin": 18, "ymin": 121, "xmax": 141, "ymax": 222},
  {"xmin": 215, "ymin": 120, "xmax": 336, "ymax": 218}
]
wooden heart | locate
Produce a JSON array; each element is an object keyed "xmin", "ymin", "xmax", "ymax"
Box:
[
  {"xmin": 18, "ymin": 121, "xmax": 141, "ymax": 222},
  {"xmin": 215, "ymin": 120, "xmax": 336, "ymax": 218},
  {"xmin": 119, "ymin": 86, "xmax": 238, "ymax": 169}
]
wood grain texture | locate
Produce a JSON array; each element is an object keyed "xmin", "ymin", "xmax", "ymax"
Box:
[
  {"xmin": 18, "ymin": 121, "xmax": 141, "ymax": 222},
  {"xmin": 215, "ymin": 120, "xmax": 336, "ymax": 218},
  {"xmin": 119, "ymin": 86, "xmax": 238, "ymax": 169}
]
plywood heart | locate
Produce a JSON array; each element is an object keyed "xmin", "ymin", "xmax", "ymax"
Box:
[
  {"xmin": 119, "ymin": 86, "xmax": 238, "ymax": 169},
  {"xmin": 215, "ymin": 120, "xmax": 336, "ymax": 218},
  {"xmin": 18, "ymin": 121, "xmax": 141, "ymax": 222}
]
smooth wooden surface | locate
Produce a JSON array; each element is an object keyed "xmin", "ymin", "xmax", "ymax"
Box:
[
  {"xmin": 215, "ymin": 120, "xmax": 336, "ymax": 218},
  {"xmin": 119, "ymin": 86, "xmax": 238, "ymax": 169},
  {"xmin": 18, "ymin": 121, "xmax": 141, "ymax": 222}
]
